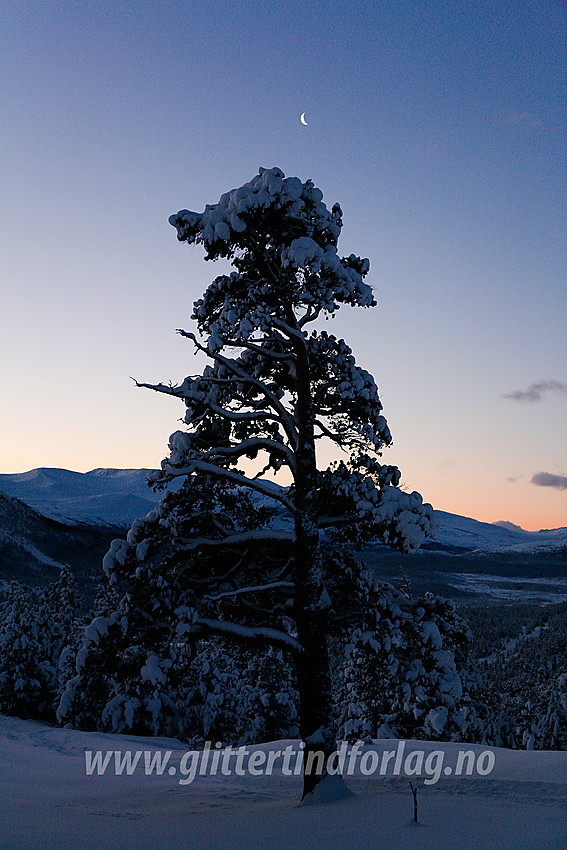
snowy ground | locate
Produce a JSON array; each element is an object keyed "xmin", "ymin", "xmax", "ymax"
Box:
[
  {"xmin": 1, "ymin": 716, "xmax": 566, "ymax": 849},
  {"xmin": 446, "ymin": 572, "xmax": 567, "ymax": 604}
]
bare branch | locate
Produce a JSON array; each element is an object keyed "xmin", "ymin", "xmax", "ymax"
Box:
[
  {"xmin": 253, "ymin": 459, "xmax": 274, "ymax": 480},
  {"xmin": 317, "ymin": 514, "xmax": 355, "ymax": 528},
  {"xmin": 298, "ymin": 305, "xmax": 321, "ymax": 328},
  {"xmin": 314, "ymin": 418, "xmax": 349, "ymax": 449},
  {"xmin": 133, "ymin": 380, "xmax": 185, "ymax": 398},
  {"xmin": 178, "ymin": 548, "xmax": 252, "ymax": 585},
  {"xmin": 275, "ymin": 557, "xmax": 295, "ymax": 580}
]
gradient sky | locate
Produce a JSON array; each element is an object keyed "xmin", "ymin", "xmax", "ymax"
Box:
[{"xmin": 2, "ymin": 0, "xmax": 566, "ymax": 530}]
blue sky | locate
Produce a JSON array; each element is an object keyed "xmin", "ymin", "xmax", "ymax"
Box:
[{"xmin": 2, "ymin": 0, "xmax": 566, "ymax": 529}]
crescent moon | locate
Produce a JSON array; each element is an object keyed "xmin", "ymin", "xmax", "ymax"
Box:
[{"xmin": 300, "ymin": 112, "xmax": 308, "ymax": 125}]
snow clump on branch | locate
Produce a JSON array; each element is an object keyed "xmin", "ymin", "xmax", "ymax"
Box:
[{"xmin": 168, "ymin": 167, "xmax": 375, "ymax": 351}]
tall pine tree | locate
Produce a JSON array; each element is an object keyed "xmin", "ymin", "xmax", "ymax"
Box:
[{"xmin": 67, "ymin": 167, "xmax": 434, "ymax": 798}]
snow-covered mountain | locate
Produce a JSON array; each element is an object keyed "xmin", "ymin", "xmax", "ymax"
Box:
[
  {"xmin": 0, "ymin": 468, "xmax": 167, "ymax": 528},
  {"xmin": 0, "ymin": 467, "xmax": 566, "ymax": 554},
  {"xmin": 0, "ymin": 490, "xmax": 116, "ymax": 591},
  {"xmin": 0, "ymin": 492, "xmax": 66, "ymax": 573},
  {"xmin": 430, "ymin": 510, "xmax": 567, "ymax": 554}
]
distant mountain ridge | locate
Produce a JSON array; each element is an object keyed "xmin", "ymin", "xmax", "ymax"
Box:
[
  {"xmin": 0, "ymin": 467, "xmax": 566, "ymax": 554},
  {"xmin": 0, "ymin": 468, "xmax": 162, "ymax": 529}
]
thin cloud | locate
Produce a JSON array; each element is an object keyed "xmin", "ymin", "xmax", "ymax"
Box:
[
  {"xmin": 531, "ymin": 473, "xmax": 567, "ymax": 491},
  {"xmin": 503, "ymin": 380, "xmax": 567, "ymax": 403},
  {"xmin": 502, "ymin": 110, "xmax": 540, "ymax": 128}
]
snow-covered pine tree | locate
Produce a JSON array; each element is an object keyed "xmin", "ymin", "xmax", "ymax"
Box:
[
  {"xmin": 58, "ymin": 478, "xmax": 293, "ymax": 738},
  {"xmin": 179, "ymin": 638, "xmax": 299, "ymax": 746},
  {"xmin": 72, "ymin": 167, "xmax": 434, "ymax": 798},
  {"xmin": 36, "ymin": 566, "xmax": 80, "ymax": 677},
  {"xmin": 0, "ymin": 569, "xmax": 81, "ymax": 721},
  {"xmin": 335, "ymin": 587, "xmax": 484, "ymax": 743},
  {"xmin": 0, "ymin": 581, "xmax": 48, "ymax": 718}
]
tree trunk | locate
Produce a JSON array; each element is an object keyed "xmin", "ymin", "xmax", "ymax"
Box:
[
  {"xmin": 295, "ymin": 598, "xmax": 336, "ymax": 798},
  {"xmin": 291, "ymin": 314, "xmax": 337, "ymax": 799}
]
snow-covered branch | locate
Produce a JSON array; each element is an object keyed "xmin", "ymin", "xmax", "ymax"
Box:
[
  {"xmin": 177, "ymin": 529, "xmax": 296, "ymax": 552},
  {"xmin": 177, "ymin": 329, "xmax": 299, "ymax": 449},
  {"xmin": 223, "ymin": 337, "xmax": 295, "ymax": 362},
  {"xmin": 178, "ymin": 618, "xmax": 300, "ymax": 653},
  {"xmin": 204, "ymin": 580, "xmax": 294, "ymax": 602},
  {"xmin": 204, "ymin": 403, "xmax": 283, "ymax": 426},
  {"xmin": 272, "ymin": 317, "xmax": 308, "ymax": 347},
  {"xmin": 198, "ymin": 438, "xmax": 296, "ymax": 473},
  {"xmin": 160, "ymin": 459, "xmax": 296, "ymax": 514}
]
